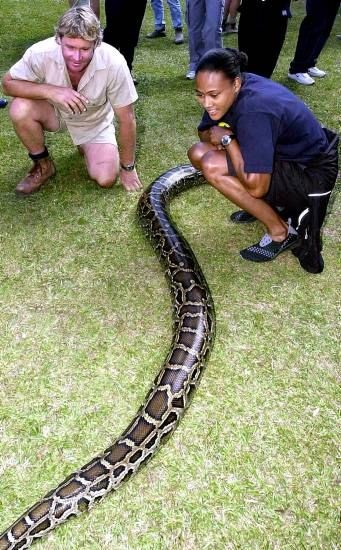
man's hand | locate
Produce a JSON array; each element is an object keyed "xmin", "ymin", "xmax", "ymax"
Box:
[
  {"xmin": 119, "ymin": 167, "xmax": 143, "ymax": 192},
  {"xmin": 2, "ymin": 73, "xmax": 89, "ymax": 114},
  {"xmin": 48, "ymin": 86, "xmax": 89, "ymax": 114}
]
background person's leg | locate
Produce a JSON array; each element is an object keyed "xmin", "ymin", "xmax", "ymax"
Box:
[
  {"xmin": 186, "ymin": 0, "xmax": 206, "ymax": 74},
  {"xmin": 68, "ymin": 0, "xmax": 100, "ymax": 18}
]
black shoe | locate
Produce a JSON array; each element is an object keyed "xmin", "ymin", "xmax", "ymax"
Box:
[
  {"xmin": 146, "ymin": 28, "xmax": 166, "ymax": 39},
  {"xmin": 240, "ymin": 230, "xmax": 298, "ymax": 263},
  {"xmin": 0, "ymin": 98, "xmax": 8, "ymax": 109},
  {"xmin": 230, "ymin": 210, "xmax": 256, "ymax": 223}
]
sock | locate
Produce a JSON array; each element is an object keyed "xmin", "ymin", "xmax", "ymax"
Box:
[{"xmin": 29, "ymin": 147, "xmax": 49, "ymax": 162}]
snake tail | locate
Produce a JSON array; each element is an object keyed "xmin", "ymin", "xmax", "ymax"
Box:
[{"xmin": 0, "ymin": 164, "xmax": 215, "ymax": 549}]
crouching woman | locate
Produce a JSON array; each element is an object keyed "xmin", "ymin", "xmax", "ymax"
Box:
[{"xmin": 188, "ymin": 47, "xmax": 338, "ymax": 273}]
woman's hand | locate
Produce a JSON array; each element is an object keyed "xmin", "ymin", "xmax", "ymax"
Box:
[{"xmin": 208, "ymin": 125, "xmax": 234, "ymax": 149}]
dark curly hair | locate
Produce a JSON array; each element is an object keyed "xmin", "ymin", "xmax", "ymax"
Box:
[{"xmin": 196, "ymin": 48, "xmax": 248, "ymax": 80}]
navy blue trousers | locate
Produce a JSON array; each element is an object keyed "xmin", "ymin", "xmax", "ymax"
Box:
[
  {"xmin": 103, "ymin": 0, "xmax": 147, "ymax": 71},
  {"xmin": 289, "ymin": 0, "xmax": 340, "ymax": 73},
  {"xmin": 238, "ymin": 10, "xmax": 289, "ymax": 78}
]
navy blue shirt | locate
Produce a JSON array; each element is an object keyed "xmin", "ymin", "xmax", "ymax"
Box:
[{"xmin": 198, "ymin": 73, "xmax": 329, "ymax": 174}]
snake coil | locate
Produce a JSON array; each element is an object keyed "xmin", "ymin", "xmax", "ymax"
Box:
[{"xmin": 0, "ymin": 164, "xmax": 215, "ymax": 549}]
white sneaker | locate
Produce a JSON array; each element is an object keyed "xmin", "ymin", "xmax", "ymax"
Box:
[
  {"xmin": 186, "ymin": 70, "xmax": 196, "ymax": 80},
  {"xmin": 308, "ymin": 66, "xmax": 326, "ymax": 78},
  {"xmin": 288, "ymin": 72, "xmax": 315, "ymax": 85}
]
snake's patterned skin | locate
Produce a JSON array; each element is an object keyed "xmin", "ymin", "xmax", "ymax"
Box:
[{"xmin": 0, "ymin": 165, "xmax": 215, "ymax": 549}]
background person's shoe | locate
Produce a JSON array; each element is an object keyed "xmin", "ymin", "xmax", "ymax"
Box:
[
  {"xmin": 15, "ymin": 157, "xmax": 56, "ymax": 196},
  {"xmin": 308, "ymin": 66, "xmax": 326, "ymax": 78},
  {"xmin": 288, "ymin": 72, "xmax": 315, "ymax": 85},
  {"xmin": 224, "ymin": 22, "xmax": 238, "ymax": 33},
  {"xmin": 0, "ymin": 98, "xmax": 8, "ymax": 108},
  {"xmin": 146, "ymin": 28, "xmax": 166, "ymax": 38},
  {"xmin": 174, "ymin": 28, "xmax": 184, "ymax": 44},
  {"xmin": 186, "ymin": 70, "xmax": 195, "ymax": 80}
]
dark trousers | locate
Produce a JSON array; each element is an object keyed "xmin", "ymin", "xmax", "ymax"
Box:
[
  {"xmin": 266, "ymin": 128, "xmax": 339, "ymax": 273},
  {"xmin": 103, "ymin": 0, "xmax": 147, "ymax": 71},
  {"xmin": 238, "ymin": 10, "xmax": 289, "ymax": 78},
  {"xmin": 289, "ymin": 0, "xmax": 340, "ymax": 73}
]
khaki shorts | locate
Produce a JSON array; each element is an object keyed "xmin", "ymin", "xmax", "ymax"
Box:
[{"xmin": 53, "ymin": 106, "xmax": 117, "ymax": 146}]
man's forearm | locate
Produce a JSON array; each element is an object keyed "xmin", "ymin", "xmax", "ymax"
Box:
[
  {"xmin": 2, "ymin": 74, "xmax": 52, "ymax": 100},
  {"xmin": 115, "ymin": 106, "xmax": 142, "ymax": 191},
  {"xmin": 2, "ymin": 75, "xmax": 89, "ymax": 114},
  {"xmin": 118, "ymin": 118, "xmax": 137, "ymax": 166}
]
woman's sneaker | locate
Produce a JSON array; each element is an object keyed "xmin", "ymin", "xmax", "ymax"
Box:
[
  {"xmin": 230, "ymin": 210, "xmax": 256, "ymax": 223},
  {"xmin": 240, "ymin": 221, "xmax": 298, "ymax": 262}
]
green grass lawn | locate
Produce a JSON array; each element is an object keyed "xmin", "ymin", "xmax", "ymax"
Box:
[{"xmin": 0, "ymin": 1, "xmax": 340, "ymax": 548}]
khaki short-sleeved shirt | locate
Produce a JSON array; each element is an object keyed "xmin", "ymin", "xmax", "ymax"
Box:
[{"xmin": 9, "ymin": 37, "xmax": 138, "ymax": 145}]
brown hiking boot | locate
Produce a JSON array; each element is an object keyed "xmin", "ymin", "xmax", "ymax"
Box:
[{"xmin": 15, "ymin": 157, "xmax": 56, "ymax": 196}]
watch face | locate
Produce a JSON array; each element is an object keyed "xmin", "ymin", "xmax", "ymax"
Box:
[{"xmin": 221, "ymin": 135, "xmax": 231, "ymax": 147}]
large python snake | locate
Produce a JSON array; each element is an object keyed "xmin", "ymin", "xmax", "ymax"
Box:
[{"xmin": 0, "ymin": 165, "xmax": 216, "ymax": 549}]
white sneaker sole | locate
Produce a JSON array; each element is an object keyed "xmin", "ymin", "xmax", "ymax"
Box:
[{"xmin": 288, "ymin": 73, "xmax": 315, "ymax": 86}]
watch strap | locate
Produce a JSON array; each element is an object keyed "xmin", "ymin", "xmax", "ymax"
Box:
[{"xmin": 120, "ymin": 162, "xmax": 135, "ymax": 171}]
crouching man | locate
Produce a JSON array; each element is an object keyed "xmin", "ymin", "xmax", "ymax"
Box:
[{"xmin": 2, "ymin": 6, "xmax": 142, "ymax": 196}]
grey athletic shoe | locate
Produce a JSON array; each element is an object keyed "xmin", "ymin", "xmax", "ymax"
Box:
[{"xmin": 240, "ymin": 222, "xmax": 298, "ymax": 262}]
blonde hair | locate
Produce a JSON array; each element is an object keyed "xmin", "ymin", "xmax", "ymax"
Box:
[{"xmin": 55, "ymin": 7, "xmax": 102, "ymax": 46}]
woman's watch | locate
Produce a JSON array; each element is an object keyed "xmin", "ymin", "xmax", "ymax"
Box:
[
  {"xmin": 120, "ymin": 162, "xmax": 135, "ymax": 171},
  {"xmin": 221, "ymin": 134, "xmax": 236, "ymax": 147}
]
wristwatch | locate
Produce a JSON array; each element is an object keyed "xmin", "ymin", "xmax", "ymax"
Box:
[
  {"xmin": 221, "ymin": 134, "xmax": 236, "ymax": 147},
  {"xmin": 120, "ymin": 162, "xmax": 135, "ymax": 171}
]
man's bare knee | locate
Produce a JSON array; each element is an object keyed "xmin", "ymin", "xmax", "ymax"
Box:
[
  {"xmin": 97, "ymin": 177, "xmax": 115, "ymax": 188},
  {"xmin": 9, "ymin": 98, "xmax": 34, "ymax": 122},
  {"xmin": 91, "ymin": 171, "xmax": 117, "ymax": 188}
]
